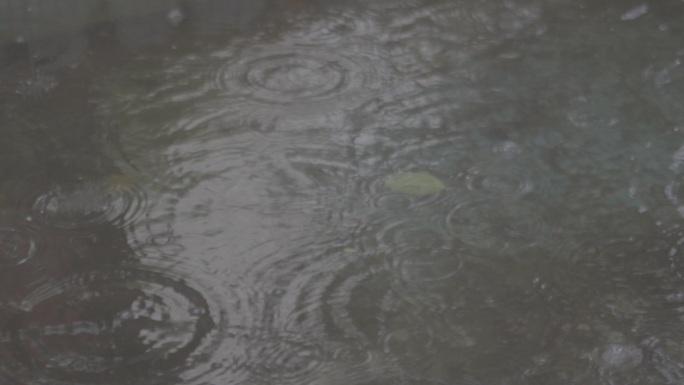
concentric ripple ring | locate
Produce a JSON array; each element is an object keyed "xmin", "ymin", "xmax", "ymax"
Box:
[
  {"xmin": 0, "ymin": 266, "xmax": 220, "ymax": 385},
  {"xmin": 29, "ymin": 176, "xmax": 147, "ymax": 233},
  {"xmin": 210, "ymin": 43, "xmax": 390, "ymax": 116},
  {"xmin": 0, "ymin": 226, "xmax": 45, "ymax": 267}
]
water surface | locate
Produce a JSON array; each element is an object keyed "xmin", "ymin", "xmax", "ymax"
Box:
[{"xmin": 2, "ymin": 0, "xmax": 684, "ymax": 384}]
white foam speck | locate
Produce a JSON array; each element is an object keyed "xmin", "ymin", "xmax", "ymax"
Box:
[{"xmin": 621, "ymin": 4, "xmax": 648, "ymax": 21}]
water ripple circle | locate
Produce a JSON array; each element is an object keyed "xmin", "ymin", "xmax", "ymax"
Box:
[
  {"xmin": 0, "ymin": 265, "xmax": 228, "ymax": 385},
  {"xmin": 287, "ymin": 254, "xmax": 393, "ymax": 343},
  {"xmin": 282, "ymin": 9, "xmax": 380, "ymax": 45},
  {"xmin": 381, "ymin": 248, "xmax": 559, "ymax": 378},
  {"xmin": 392, "ymin": 247, "xmax": 464, "ymax": 289},
  {"xmin": 28, "ymin": 176, "xmax": 147, "ymax": 233},
  {"xmin": 265, "ymin": 244, "xmax": 393, "ymax": 344},
  {"xmin": 462, "ymin": 163, "xmax": 535, "ymax": 199},
  {"xmin": 0, "ymin": 226, "xmax": 45, "ymax": 267},
  {"xmin": 374, "ymin": 220, "xmax": 451, "ymax": 257},
  {"xmin": 547, "ymin": 234, "xmax": 684, "ymax": 318},
  {"xmin": 233, "ymin": 329, "xmax": 326, "ymax": 384},
  {"xmin": 445, "ymin": 199, "xmax": 552, "ymax": 252},
  {"xmin": 210, "ymin": 43, "xmax": 390, "ymax": 116},
  {"xmin": 653, "ymin": 57, "xmax": 684, "ymax": 122}
]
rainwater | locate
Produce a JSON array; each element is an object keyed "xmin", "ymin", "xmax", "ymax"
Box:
[{"xmin": 1, "ymin": 0, "xmax": 684, "ymax": 384}]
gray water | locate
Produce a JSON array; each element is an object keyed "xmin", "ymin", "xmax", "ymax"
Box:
[{"xmin": 1, "ymin": 0, "xmax": 684, "ymax": 384}]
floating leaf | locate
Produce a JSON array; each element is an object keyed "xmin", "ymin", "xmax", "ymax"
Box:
[
  {"xmin": 106, "ymin": 173, "xmax": 136, "ymax": 192},
  {"xmin": 385, "ymin": 172, "xmax": 445, "ymax": 196}
]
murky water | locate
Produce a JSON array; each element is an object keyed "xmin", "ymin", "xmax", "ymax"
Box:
[{"xmin": 2, "ymin": 0, "xmax": 684, "ymax": 384}]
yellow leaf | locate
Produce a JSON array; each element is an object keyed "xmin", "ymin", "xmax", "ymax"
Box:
[{"xmin": 385, "ymin": 172, "xmax": 445, "ymax": 196}]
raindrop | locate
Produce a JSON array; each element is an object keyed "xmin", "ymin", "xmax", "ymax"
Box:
[
  {"xmin": 0, "ymin": 226, "xmax": 44, "ymax": 267},
  {"xmin": 492, "ymin": 141, "xmax": 522, "ymax": 158},
  {"xmin": 601, "ymin": 343, "xmax": 643, "ymax": 369},
  {"xmin": 148, "ymin": 233, "xmax": 175, "ymax": 247},
  {"xmin": 167, "ymin": 8, "xmax": 185, "ymax": 26},
  {"xmin": 621, "ymin": 5, "xmax": 648, "ymax": 21},
  {"xmin": 651, "ymin": 57, "xmax": 684, "ymax": 122},
  {"xmin": 462, "ymin": 163, "xmax": 534, "ymax": 199}
]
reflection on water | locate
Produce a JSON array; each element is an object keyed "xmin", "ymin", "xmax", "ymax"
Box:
[{"xmin": 3, "ymin": 0, "xmax": 684, "ymax": 384}]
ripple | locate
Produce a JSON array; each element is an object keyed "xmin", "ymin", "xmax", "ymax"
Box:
[
  {"xmin": 284, "ymin": 144, "xmax": 357, "ymax": 187},
  {"xmin": 307, "ymin": 262, "xmax": 393, "ymax": 344},
  {"xmin": 281, "ymin": 8, "xmax": 380, "ymax": 45},
  {"xmin": 601, "ymin": 343, "xmax": 643, "ymax": 370},
  {"xmin": 366, "ymin": 0, "xmax": 426, "ymax": 12},
  {"xmin": 379, "ymin": 0, "xmax": 542, "ymax": 43},
  {"xmin": 235, "ymin": 329, "xmax": 326, "ymax": 384},
  {"xmin": 224, "ymin": 328, "xmax": 398, "ymax": 385},
  {"xmin": 462, "ymin": 162, "xmax": 535, "ymax": 199},
  {"xmin": 380, "ymin": 249, "xmax": 560, "ymax": 378},
  {"xmin": 0, "ymin": 264, "xmax": 266, "ymax": 385},
  {"xmin": 362, "ymin": 87, "xmax": 478, "ymax": 132},
  {"xmin": 316, "ymin": 347, "xmax": 399, "ymax": 385},
  {"xmin": 0, "ymin": 226, "xmax": 45, "ymax": 267},
  {"xmin": 362, "ymin": 219, "xmax": 451, "ymax": 253},
  {"xmin": 385, "ymin": 35, "xmax": 469, "ymax": 76},
  {"xmin": 653, "ymin": 57, "xmax": 684, "ymax": 122},
  {"xmin": 209, "ymin": 42, "xmax": 392, "ymax": 118},
  {"xmin": 27, "ymin": 175, "xmax": 147, "ymax": 233},
  {"xmin": 651, "ymin": 341, "xmax": 684, "ymax": 384},
  {"xmin": 256, "ymin": 238, "xmax": 559, "ymax": 381},
  {"xmin": 108, "ymin": 1, "xmax": 178, "ymax": 50},
  {"xmin": 392, "ymin": 247, "xmax": 464, "ymax": 289},
  {"xmin": 445, "ymin": 199, "xmax": 553, "ymax": 252},
  {"xmin": 236, "ymin": 53, "xmax": 345, "ymax": 101},
  {"xmin": 553, "ymin": 235, "xmax": 679, "ymax": 292},
  {"xmin": 664, "ymin": 177, "xmax": 684, "ymax": 206},
  {"xmin": 14, "ymin": 72, "xmax": 59, "ymax": 96},
  {"xmin": 0, "ymin": 265, "xmax": 227, "ymax": 385},
  {"xmin": 266, "ymin": 246, "xmax": 393, "ymax": 343},
  {"xmin": 140, "ymin": 231, "xmax": 186, "ymax": 258},
  {"xmin": 546, "ymin": 233, "xmax": 684, "ymax": 330}
]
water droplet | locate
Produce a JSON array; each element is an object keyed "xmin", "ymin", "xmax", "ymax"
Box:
[
  {"xmin": 601, "ymin": 344, "xmax": 643, "ymax": 369},
  {"xmin": 0, "ymin": 227, "xmax": 44, "ymax": 267},
  {"xmin": 167, "ymin": 8, "xmax": 185, "ymax": 26},
  {"xmin": 621, "ymin": 4, "xmax": 648, "ymax": 21}
]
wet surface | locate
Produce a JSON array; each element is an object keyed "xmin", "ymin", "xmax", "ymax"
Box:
[{"xmin": 2, "ymin": 0, "xmax": 684, "ymax": 384}]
